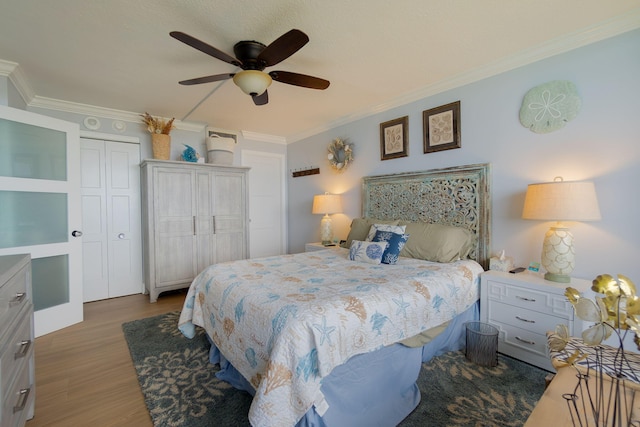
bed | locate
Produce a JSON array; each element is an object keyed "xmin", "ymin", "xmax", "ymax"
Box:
[{"xmin": 178, "ymin": 163, "xmax": 491, "ymax": 427}]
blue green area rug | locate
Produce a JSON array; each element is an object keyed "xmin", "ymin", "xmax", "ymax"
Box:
[{"xmin": 123, "ymin": 311, "xmax": 547, "ymax": 427}]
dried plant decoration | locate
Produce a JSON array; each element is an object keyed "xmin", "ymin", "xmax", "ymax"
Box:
[{"xmin": 141, "ymin": 112, "xmax": 175, "ymax": 135}]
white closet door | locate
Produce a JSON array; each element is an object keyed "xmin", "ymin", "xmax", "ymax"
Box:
[
  {"xmin": 80, "ymin": 139, "xmax": 109, "ymax": 301},
  {"xmin": 80, "ymin": 138, "xmax": 142, "ymax": 301},
  {"xmin": 242, "ymin": 150, "xmax": 286, "ymax": 257},
  {"xmin": 105, "ymin": 141, "xmax": 142, "ymax": 297}
]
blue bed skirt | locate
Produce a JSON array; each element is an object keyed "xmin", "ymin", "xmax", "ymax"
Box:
[{"xmin": 208, "ymin": 301, "xmax": 479, "ymax": 427}]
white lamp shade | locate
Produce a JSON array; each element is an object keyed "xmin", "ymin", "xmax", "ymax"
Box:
[
  {"xmin": 233, "ymin": 70, "xmax": 272, "ymax": 96},
  {"xmin": 522, "ymin": 180, "xmax": 601, "ymax": 221},
  {"xmin": 312, "ymin": 194, "xmax": 342, "ymax": 215}
]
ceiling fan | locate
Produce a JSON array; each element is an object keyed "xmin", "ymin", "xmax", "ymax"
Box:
[{"xmin": 170, "ymin": 29, "xmax": 330, "ymax": 106}]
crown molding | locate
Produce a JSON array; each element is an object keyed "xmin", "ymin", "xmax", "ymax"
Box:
[
  {"xmin": 288, "ymin": 12, "xmax": 640, "ymax": 143},
  {"xmin": 0, "ymin": 59, "xmax": 35, "ymax": 105},
  {"xmin": 241, "ymin": 130, "xmax": 287, "ymax": 145},
  {"xmin": 29, "ymin": 96, "xmax": 206, "ymax": 133}
]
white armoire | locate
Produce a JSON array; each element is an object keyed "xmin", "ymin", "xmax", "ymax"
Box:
[{"xmin": 140, "ymin": 160, "xmax": 250, "ymax": 302}]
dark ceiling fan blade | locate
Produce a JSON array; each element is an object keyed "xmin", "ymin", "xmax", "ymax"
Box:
[
  {"xmin": 170, "ymin": 31, "xmax": 241, "ymax": 66},
  {"xmin": 178, "ymin": 73, "xmax": 235, "ymax": 85},
  {"xmin": 257, "ymin": 29, "xmax": 309, "ymax": 67},
  {"xmin": 252, "ymin": 90, "xmax": 269, "ymax": 106},
  {"xmin": 269, "ymin": 71, "xmax": 330, "ymax": 90}
]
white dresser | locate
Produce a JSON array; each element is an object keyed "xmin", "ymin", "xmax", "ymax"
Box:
[
  {"xmin": 480, "ymin": 270, "xmax": 590, "ymax": 371},
  {"xmin": 0, "ymin": 254, "xmax": 35, "ymax": 426}
]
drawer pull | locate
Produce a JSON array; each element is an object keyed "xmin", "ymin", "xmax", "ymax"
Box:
[
  {"xmin": 10, "ymin": 292, "xmax": 26, "ymax": 306},
  {"xmin": 15, "ymin": 339, "xmax": 32, "ymax": 359},
  {"xmin": 515, "ymin": 316, "xmax": 536, "ymax": 324},
  {"xmin": 515, "ymin": 336, "xmax": 535, "ymax": 345},
  {"xmin": 515, "ymin": 295, "xmax": 536, "ymax": 302},
  {"xmin": 13, "ymin": 388, "xmax": 31, "ymax": 413}
]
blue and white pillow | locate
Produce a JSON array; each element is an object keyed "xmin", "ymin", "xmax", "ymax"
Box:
[
  {"xmin": 349, "ymin": 240, "xmax": 388, "ymax": 264},
  {"xmin": 372, "ymin": 230, "xmax": 410, "ymax": 264},
  {"xmin": 365, "ymin": 224, "xmax": 406, "ymax": 241}
]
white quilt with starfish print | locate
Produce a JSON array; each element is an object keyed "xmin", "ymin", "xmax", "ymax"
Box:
[{"xmin": 179, "ymin": 248, "xmax": 482, "ymax": 427}]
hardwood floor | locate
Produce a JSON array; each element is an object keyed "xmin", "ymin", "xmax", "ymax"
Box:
[{"xmin": 25, "ymin": 290, "xmax": 188, "ymax": 427}]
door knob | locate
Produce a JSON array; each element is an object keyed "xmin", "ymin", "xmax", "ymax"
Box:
[
  {"xmin": 118, "ymin": 233, "xmax": 125, "ymax": 239},
  {"xmin": 72, "ymin": 230, "xmax": 83, "ymax": 237}
]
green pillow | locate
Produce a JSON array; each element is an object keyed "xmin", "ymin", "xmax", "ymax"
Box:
[
  {"xmin": 340, "ymin": 218, "xmax": 399, "ymax": 248},
  {"xmin": 398, "ymin": 221, "xmax": 475, "ymax": 263}
]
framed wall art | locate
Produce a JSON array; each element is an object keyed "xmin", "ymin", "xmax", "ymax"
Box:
[
  {"xmin": 380, "ymin": 116, "xmax": 408, "ymax": 161},
  {"xmin": 423, "ymin": 101, "xmax": 460, "ymax": 153}
]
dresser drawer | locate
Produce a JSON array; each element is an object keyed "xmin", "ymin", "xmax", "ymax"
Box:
[
  {"xmin": 1, "ymin": 355, "xmax": 33, "ymax": 427},
  {"xmin": 1, "ymin": 305, "xmax": 33, "ymax": 395},
  {"xmin": 485, "ymin": 279, "xmax": 574, "ymax": 319},
  {"xmin": 488, "ymin": 300, "xmax": 571, "ymax": 336},
  {"xmin": 0, "ymin": 265, "xmax": 30, "ymax": 336}
]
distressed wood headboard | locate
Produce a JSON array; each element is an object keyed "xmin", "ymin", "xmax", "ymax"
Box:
[{"xmin": 362, "ymin": 163, "xmax": 491, "ymax": 269}]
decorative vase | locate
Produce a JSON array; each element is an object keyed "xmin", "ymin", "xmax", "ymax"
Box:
[{"xmin": 151, "ymin": 134, "xmax": 171, "ymax": 160}]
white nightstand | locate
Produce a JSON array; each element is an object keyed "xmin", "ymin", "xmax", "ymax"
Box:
[
  {"xmin": 480, "ymin": 270, "xmax": 591, "ymax": 371},
  {"xmin": 305, "ymin": 242, "xmax": 341, "ymax": 252}
]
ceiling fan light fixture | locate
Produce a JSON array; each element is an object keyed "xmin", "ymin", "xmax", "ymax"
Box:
[{"xmin": 233, "ymin": 70, "xmax": 272, "ymax": 96}]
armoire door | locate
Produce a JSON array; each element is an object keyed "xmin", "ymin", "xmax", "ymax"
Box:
[
  {"xmin": 153, "ymin": 167, "xmax": 197, "ymax": 287},
  {"xmin": 80, "ymin": 138, "xmax": 142, "ymax": 302},
  {"xmin": 0, "ymin": 105, "xmax": 83, "ymax": 337},
  {"xmin": 212, "ymin": 171, "xmax": 248, "ymax": 263}
]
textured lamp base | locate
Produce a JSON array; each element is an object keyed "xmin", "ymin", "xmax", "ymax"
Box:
[
  {"xmin": 541, "ymin": 223, "xmax": 575, "ymax": 283},
  {"xmin": 320, "ymin": 214, "xmax": 333, "ymax": 246},
  {"xmin": 544, "ymin": 272, "xmax": 571, "ymax": 283}
]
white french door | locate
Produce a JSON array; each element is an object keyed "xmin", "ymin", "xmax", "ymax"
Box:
[{"xmin": 0, "ymin": 106, "xmax": 83, "ymax": 337}]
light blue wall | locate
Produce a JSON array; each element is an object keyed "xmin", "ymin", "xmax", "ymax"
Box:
[{"xmin": 287, "ymin": 29, "xmax": 640, "ymax": 283}]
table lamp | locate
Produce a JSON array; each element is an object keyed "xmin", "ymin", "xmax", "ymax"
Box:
[
  {"xmin": 312, "ymin": 193, "xmax": 342, "ymax": 245},
  {"xmin": 522, "ymin": 177, "xmax": 600, "ymax": 283}
]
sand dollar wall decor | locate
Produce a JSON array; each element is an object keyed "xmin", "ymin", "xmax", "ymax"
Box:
[{"xmin": 519, "ymin": 80, "xmax": 581, "ymax": 133}]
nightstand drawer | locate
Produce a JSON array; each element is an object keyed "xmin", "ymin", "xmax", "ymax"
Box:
[
  {"xmin": 496, "ymin": 321, "xmax": 549, "ymax": 359},
  {"xmin": 486, "ymin": 279, "xmax": 574, "ymax": 319},
  {"xmin": 489, "ymin": 300, "xmax": 570, "ymax": 336}
]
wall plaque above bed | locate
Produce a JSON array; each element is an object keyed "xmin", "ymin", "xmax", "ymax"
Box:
[{"xmin": 362, "ymin": 163, "xmax": 491, "ymax": 269}]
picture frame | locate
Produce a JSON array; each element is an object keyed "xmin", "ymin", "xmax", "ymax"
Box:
[
  {"xmin": 423, "ymin": 101, "xmax": 461, "ymax": 154},
  {"xmin": 380, "ymin": 116, "xmax": 409, "ymax": 161}
]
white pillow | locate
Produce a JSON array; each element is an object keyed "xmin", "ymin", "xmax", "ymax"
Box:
[
  {"xmin": 365, "ymin": 224, "xmax": 406, "ymax": 241},
  {"xmin": 349, "ymin": 240, "xmax": 388, "ymax": 264}
]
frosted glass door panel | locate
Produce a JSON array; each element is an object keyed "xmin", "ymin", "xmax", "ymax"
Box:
[
  {"xmin": 32, "ymin": 255, "xmax": 69, "ymax": 311},
  {"xmin": 0, "ymin": 190, "xmax": 68, "ymax": 248},
  {"xmin": 0, "ymin": 118, "xmax": 67, "ymax": 180}
]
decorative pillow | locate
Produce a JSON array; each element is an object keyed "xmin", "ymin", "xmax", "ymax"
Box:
[
  {"xmin": 372, "ymin": 230, "xmax": 410, "ymax": 265},
  {"xmin": 340, "ymin": 218, "xmax": 399, "ymax": 248},
  {"xmin": 348, "ymin": 240, "xmax": 388, "ymax": 265},
  {"xmin": 365, "ymin": 224, "xmax": 406, "ymax": 242},
  {"xmin": 398, "ymin": 221, "xmax": 475, "ymax": 263}
]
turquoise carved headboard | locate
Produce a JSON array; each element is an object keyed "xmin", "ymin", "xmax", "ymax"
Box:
[{"xmin": 362, "ymin": 163, "xmax": 491, "ymax": 269}]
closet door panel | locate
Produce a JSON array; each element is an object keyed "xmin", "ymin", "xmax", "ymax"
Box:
[
  {"xmin": 80, "ymin": 140, "xmax": 109, "ymax": 302},
  {"xmin": 105, "ymin": 141, "xmax": 142, "ymax": 297}
]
